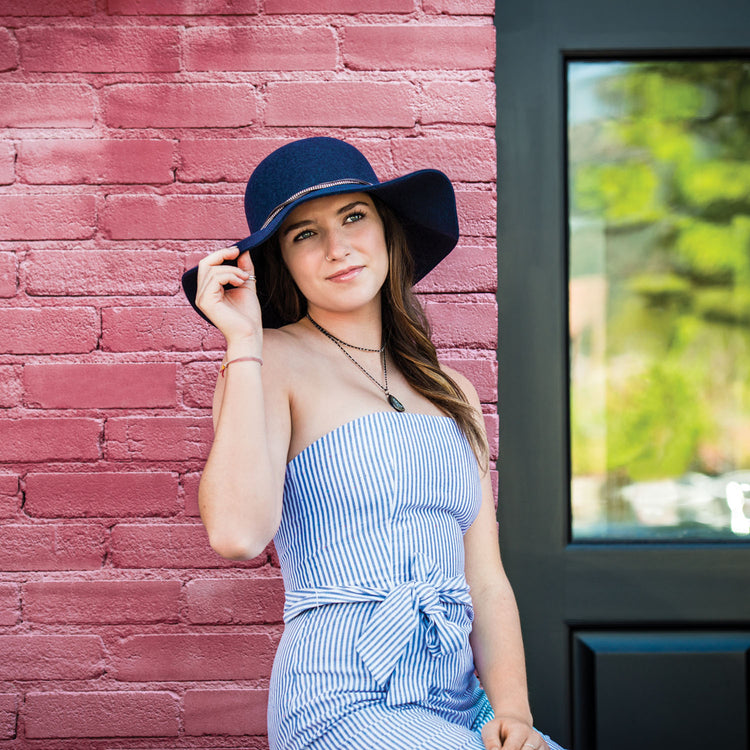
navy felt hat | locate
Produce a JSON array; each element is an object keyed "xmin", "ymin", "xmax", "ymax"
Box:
[{"xmin": 181, "ymin": 137, "xmax": 459, "ymax": 328}]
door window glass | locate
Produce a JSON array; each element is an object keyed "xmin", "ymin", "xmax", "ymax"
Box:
[{"xmin": 568, "ymin": 59, "xmax": 750, "ymax": 540}]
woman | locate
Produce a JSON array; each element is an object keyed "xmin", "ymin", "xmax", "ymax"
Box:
[{"xmin": 181, "ymin": 137, "xmax": 563, "ymax": 750}]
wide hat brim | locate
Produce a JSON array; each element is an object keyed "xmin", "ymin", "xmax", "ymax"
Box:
[{"xmin": 181, "ymin": 168, "xmax": 458, "ymax": 329}]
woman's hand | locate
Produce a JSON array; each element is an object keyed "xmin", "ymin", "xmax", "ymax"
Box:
[
  {"xmin": 195, "ymin": 245, "xmax": 263, "ymax": 346},
  {"xmin": 481, "ymin": 716, "xmax": 549, "ymax": 750}
]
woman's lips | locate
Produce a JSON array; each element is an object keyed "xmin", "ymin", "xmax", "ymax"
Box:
[{"xmin": 326, "ymin": 265, "xmax": 364, "ymax": 282}]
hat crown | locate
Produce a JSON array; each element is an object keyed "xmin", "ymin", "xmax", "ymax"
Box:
[{"xmin": 244, "ymin": 137, "xmax": 379, "ymax": 234}]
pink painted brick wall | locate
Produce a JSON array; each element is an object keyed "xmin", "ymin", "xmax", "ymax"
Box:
[{"xmin": 0, "ymin": 0, "xmax": 496, "ymax": 746}]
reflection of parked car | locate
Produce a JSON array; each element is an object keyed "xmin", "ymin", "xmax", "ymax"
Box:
[
  {"xmin": 714, "ymin": 471, "xmax": 750, "ymax": 535},
  {"xmin": 618, "ymin": 471, "xmax": 750, "ymax": 537}
]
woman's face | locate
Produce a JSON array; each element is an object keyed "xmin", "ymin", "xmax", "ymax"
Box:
[{"xmin": 278, "ymin": 192, "xmax": 389, "ymax": 317}]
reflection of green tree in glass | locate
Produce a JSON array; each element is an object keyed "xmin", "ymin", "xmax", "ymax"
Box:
[
  {"xmin": 570, "ymin": 60, "xmax": 750, "ymax": 481},
  {"xmin": 606, "ymin": 361, "xmax": 711, "ymax": 478}
]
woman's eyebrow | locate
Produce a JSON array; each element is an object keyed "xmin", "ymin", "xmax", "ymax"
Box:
[
  {"xmin": 282, "ymin": 219, "xmax": 313, "ymax": 237},
  {"xmin": 336, "ymin": 200, "xmax": 368, "ymax": 214}
]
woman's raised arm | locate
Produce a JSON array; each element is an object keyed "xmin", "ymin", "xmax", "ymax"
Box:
[{"xmin": 194, "ymin": 246, "xmax": 291, "ymax": 560}]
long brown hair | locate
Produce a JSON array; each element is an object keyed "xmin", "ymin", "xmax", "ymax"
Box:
[{"xmin": 257, "ymin": 196, "xmax": 490, "ymax": 469}]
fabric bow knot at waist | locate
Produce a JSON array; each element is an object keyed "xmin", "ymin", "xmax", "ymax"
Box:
[{"xmin": 283, "ymin": 554, "xmax": 474, "ymax": 706}]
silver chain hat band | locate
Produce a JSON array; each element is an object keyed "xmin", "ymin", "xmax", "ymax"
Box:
[{"xmin": 260, "ymin": 179, "xmax": 373, "ymax": 230}]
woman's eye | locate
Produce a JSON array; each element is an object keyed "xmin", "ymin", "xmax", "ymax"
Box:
[
  {"xmin": 344, "ymin": 211, "xmax": 365, "ymax": 224},
  {"xmin": 293, "ymin": 229, "xmax": 315, "ymax": 242}
]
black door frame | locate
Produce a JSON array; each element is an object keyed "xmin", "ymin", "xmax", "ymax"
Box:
[{"xmin": 495, "ymin": 2, "xmax": 750, "ymax": 746}]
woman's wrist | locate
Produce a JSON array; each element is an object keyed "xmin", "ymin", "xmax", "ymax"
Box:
[
  {"xmin": 484, "ymin": 690, "xmax": 533, "ymax": 727},
  {"xmin": 224, "ymin": 335, "xmax": 263, "ymax": 362},
  {"xmin": 492, "ymin": 707, "xmax": 534, "ymax": 727}
]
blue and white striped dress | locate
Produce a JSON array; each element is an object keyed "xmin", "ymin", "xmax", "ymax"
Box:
[{"xmin": 268, "ymin": 412, "xmax": 564, "ymax": 750}]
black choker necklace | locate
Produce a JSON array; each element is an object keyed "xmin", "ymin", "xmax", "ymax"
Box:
[{"xmin": 306, "ymin": 314, "xmax": 405, "ymax": 412}]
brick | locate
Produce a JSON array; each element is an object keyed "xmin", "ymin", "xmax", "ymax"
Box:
[
  {"xmin": 102, "ymin": 194, "xmax": 246, "ymax": 240},
  {"xmin": 415, "ymin": 243, "xmax": 496, "ymax": 294},
  {"xmin": 456, "ymin": 189, "xmax": 496, "ymax": 236},
  {"xmin": 267, "ymin": 0, "xmax": 412, "ymax": 10},
  {"xmin": 0, "ymin": 501, "xmax": 18, "ymax": 519},
  {"xmin": 178, "ymin": 136, "xmax": 392, "ymax": 183},
  {"xmin": 0, "ymin": 0, "xmax": 94, "ymax": 13},
  {"xmin": 0, "ymin": 524, "xmax": 105, "ymax": 571},
  {"xmin": 24, "ymin": 363, "xmax": 177, "ymax": 408},
  {"xmin": 0, "ymin": 253, "xmax": 17, "ymax": 297},
  {"xmin": 184, "ymin": 689, "xmax": 267, "ymax": 736},
  {"xmin": 424, "ymin": 0, "xmax": 494, "ymax": 12},
  {"xmin": 18, "ymin": 140, "xmax": 175, "ymax": 185},
  {"xmin": 101, "ymin": 307, "xmax": 225, "ymax": 352},
  {"xmin": 0, "ymin": 475, "xmax": 18, "ymax": 495},
  {"xmin": 182, "ymin": 472, "xmax": 201, "ymax": 516},
  {"xmin": 484, "ymin": 411, "xmax": 498, "ymax": 460},
  {"xmin": 0, "ymin": 694, "xmax": 17, "ymax": 741},
  {"xmin": 186, "ymin": 577, "xmax": 284, "ymax": 624},
  {"xmin": 437, "ymin": 354, "xmax": 497, "ymax": 403},
  {"xmin": 183, "ymin": 362, "xmax": 219, "ymax": 409},
  {"xmin": 104, "ymin": 84, "xmax": 256, "ymax": 128},
  {"xmin": 0, "ymin": 84, "xmax": 94, "ymax": 128},
  {"xmin": 0, "ymin": 418, "xmax": 101, "ymax": 462},
  {"xmin": 392, "ymin": 137, "xmax": 495, "ymax": 183},
  {"xmin": 24, "ymin": 249, "xmax": 182, "ymax": 296},
  {"xmin": 108, "ymin": 0, "xmax": 259, "ymax": 13},
  {"xmin": 422, "ymin": 81, "xmax": 495, "ymax": 125},
  {"xmin": 0, "ymin": 496, "xmax": 19, "ymax": 519},
  {"xmin": 0, "ymin": 584, "xmax": 19, "ymax": 626},
  {"xmin": 24, "ymin": 691, "xmax": 179, "ymax": 738},
  {"xmin": 0, "ymin": 475, "xmax": 18, "ymax": 519},
  {"xmin": 0, "ymin": 28, "xmax": 18, "ymax": 72},
  {"xmin": 0, "ymin": 308, "xmax": 98, "ymax": 354},
  {"xmin": 110, "ymin": 524, "xmax": 268, "ymax": 568},
  {"xmin": 0, "ymin": 143, "xmax": 14, "ymax": 185},
  {"xmin": 179, "ymin": 137, "xmax": 284, "ymax": 183},
  {"xmin": 265, "ymin": 82, "xmax": 415, "ymax": 127},
  {"xmin": 19, "ymin": 26, "xmax": 179, "ymax": 72},
  {"xmin": 0, "ymin": 473, "xmax": 19, "ymax": 519},
  {"xmin": 24, "ymin": 581, "xmax": 180, "ymax": 624},
  {"xmin": 344, "ymin": 26, "xmax": 495, "ymax": 70},
  {"xmin": 0, "ymin": 365, "xmax": 23, "ymax": 408},
  {"xmin": 424, "ymin": 299, "xmax": 497, "ymax": 349},
  {"xmin": 106, "ymin": 416, "xmax": 213, "ymax": 461},
  {"xmin": 185, "ymin": 26, "xmax": 335, "ymax": 71},
  {"xmin": 113, "ymin": 633, "xmax": 275, "ymax": 681},
  {"xmin": 0, "ymin": 636, "xmax": 103, "ymax": 680},
  {"xmin": 25, "ymin": 472, "xmax": 179, "ymax": 517},
  {"xmin": 0, "ymin": 195, "xmax": 96, "ymax": 241}
]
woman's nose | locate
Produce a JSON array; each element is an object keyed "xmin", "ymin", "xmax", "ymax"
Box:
[{"xmin": 325, "ymin": 228, "xmax": 351, "ymax": 261}]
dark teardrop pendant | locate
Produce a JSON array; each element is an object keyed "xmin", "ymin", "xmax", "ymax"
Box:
[{"xmin": 388, "ymin": 394, "xmax": 406, "ymax": 412}]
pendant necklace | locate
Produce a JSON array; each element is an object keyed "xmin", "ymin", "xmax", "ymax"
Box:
[{"xmin": 306, "ymin": 313, "xmax": 406, "ymax": 412}]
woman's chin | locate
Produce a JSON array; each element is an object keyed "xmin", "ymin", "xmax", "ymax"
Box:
[{"xmin": 306, "ymin": 287, "xmax": 384, "ymax": 317}]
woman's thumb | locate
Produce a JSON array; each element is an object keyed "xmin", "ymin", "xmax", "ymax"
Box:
[{"xmin": 237, "ymin": 249, "xmax": 254, "ymax": 273}]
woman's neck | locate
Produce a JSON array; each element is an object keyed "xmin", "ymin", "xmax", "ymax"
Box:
[{"xmin": 304, "ymin": 303, "xmax": 383, "ymax": 351}]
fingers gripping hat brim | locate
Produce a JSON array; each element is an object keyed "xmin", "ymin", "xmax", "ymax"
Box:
[{"xmin": 181, "ymin": 161, "xmax": 458, "ymax": 329}]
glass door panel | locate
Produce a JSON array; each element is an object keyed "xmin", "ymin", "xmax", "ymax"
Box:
[{"xmin": 568, "ymin": 59, "xmax": 750, "ymax": 540}]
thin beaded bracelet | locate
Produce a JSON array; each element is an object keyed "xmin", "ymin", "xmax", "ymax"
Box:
[{"xmin": 220, "ymin": 356, "xmax": 263, "ymax": 377}]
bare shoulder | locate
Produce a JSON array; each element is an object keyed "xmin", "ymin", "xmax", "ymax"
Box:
[
  {"xmin": 262, "ymin": 323, "xmax": 308, "ymax": 363},
  {"xmin": 259, "ymin": 323, "xmax": 311, "ymax": 391},
  {"xmin": 261, "ymin": 326, "xmax": 298, "ymax": 366},
  {"xmin": 441, "ymin": 364, "xmax": 482, "ymax": 410}
]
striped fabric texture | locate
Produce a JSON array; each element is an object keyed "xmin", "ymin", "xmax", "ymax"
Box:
[{"xmin": 268, "ymin": 412, "xmax": 565, "ymax": 750}]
